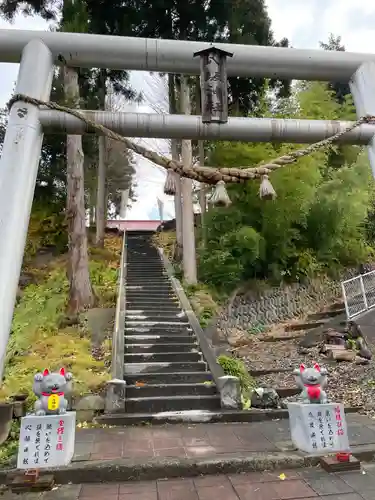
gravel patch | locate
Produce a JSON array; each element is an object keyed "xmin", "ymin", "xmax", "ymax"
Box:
[{"xmin": 235, "ymin": 330, "xmax": 375, "ymax": 416}]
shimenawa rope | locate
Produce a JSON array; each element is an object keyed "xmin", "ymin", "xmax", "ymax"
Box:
[{"xmin": 7, "ymin": 93, "xmax": 375, "ymax": 205}]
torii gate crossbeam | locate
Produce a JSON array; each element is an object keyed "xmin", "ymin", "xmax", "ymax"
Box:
[{"xmin": 0, "ymin": 28, "xmax": 375, "ymax": 80}]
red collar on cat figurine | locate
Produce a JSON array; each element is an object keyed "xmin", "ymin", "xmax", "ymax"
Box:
[
  {"xmin": 41, "ymin": 392, "xmax": 64, "ymax": 396},
  {"xmin": 304, "ymin": 384, "xmax": 321, "ymax": 400}
]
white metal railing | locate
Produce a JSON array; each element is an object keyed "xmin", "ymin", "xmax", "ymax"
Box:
[{"xmin": 341, "ymin": 270, "xmax": 375, "ymax": 319}]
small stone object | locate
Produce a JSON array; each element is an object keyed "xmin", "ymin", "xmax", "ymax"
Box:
[
  {"xmin": 356, "ymin": 337, "xmax": 372, "ymax": 360},
  {"xmin": 32, "ymin": 368, "xmax": 73, "ymax": 416},
  {"xmin": 293, "ymin": 363, "xmax": 328, "ymax": 404},
  {"xmin": 218, "ymin": 376, "xmax": 241, "ymax": 410},
  {"xmin": 251, "ymin": 387, "xmax": 281, "ymax": 409},
  {"xmin": 75, "ymin": 394, "xmax": 105, "ymax": 422}
]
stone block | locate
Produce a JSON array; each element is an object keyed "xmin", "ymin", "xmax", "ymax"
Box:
[{"xmin": 218, "ymin": 376, "xmax": 241, "ymax": 410}]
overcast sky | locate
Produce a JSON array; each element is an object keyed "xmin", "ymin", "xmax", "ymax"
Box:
[{"xmin": 1, "ymin": 0, "xmax": 375, "ymax": 220}]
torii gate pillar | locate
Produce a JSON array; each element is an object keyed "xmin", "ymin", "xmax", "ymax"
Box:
[
  {"xmin": 0, "ymin": 40, "xmax": 53, "ymax": 378},
  {"xmin": 350, "ymin": 62, "xmax": 375, "ymax": 177}
]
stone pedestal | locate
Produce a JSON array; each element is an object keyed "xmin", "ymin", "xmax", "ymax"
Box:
[
  {"xmin": 17, "ymin": 412, "xmax": 76, "ymax": 469},
  {"xmin": 288, "ymin": 402, "xmax": 349, "ymax": 454}
]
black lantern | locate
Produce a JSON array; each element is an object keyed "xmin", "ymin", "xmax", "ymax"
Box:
[{"xmin": 193, "ymin": 46, "xmax": 233, "ymax": 124}]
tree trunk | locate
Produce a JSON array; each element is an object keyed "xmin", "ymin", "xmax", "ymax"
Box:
[
  {"xmin": 168, "ymin": 74, "xmax": 183, "ymax": 260},
  {"xmin": 89, "ymin": 187, "xmax": 96, "ymax": 227},
  {"xmin": 180, "ymin": 76, "xmax": 197, "ymax": 284},
  {"xmin": 64, "ymin": 66, "xmax": 95, "ymax": 314},
  {"xmin": 95, "ymin": 69, "xmax": 107, "ymax": 247},
  {"xmin": 95, "ymin": 135, "xmax": 107, "ymax": 247},
  {"xmin": 120, "ymin": 189, "xmax": 129, "ymax": 219}
]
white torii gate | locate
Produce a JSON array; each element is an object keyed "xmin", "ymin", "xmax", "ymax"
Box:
[{"xmin": 0, "ymin": 30, "xmax": 375, "ymax": 378}]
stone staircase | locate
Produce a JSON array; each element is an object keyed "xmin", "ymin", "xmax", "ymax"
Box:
[{"xmin": 123, "ymin": 230, "xmax": 221, "ymax": 416}]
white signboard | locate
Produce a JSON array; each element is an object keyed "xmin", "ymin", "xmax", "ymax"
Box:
[
  {"xmin": 288, "ymin": 402, "xmax": 350, "ymax": 454},
  {"xmin": 17, "ymin": 412, "xmax": 76, "ymax": 469}
]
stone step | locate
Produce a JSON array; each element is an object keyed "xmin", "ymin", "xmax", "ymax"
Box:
[
  {"xmin": 126, "ymin": 274, "xmax": 169, "ymax": 281},
  {"xmin": 126, "ymin": 274, "xmax": 166, "ymax": 279},
  {"xmin": 96, "ymin": 408, "xmax": 300, "ymax": 426},
  {"xmin": 126, "ymin": 268, "xmax": 167, "ymax": 276},
  {"xmin": 125, "ymin": 343, "xmax": 197, "ymax": 353},
  {"xmin": 126, "ymin": 309, "xmax": 184, "ymax": 317},
  {"xmin": 123, "ymin": 361, "xmax": 207, "ymax": 375},
  {"xmin": 126, "ymin": 299, "xmax": 181, "ymax": 307},
  {"xmin": 126, "ymin": 292, "xmax": 176, "ymax": 299},
  {"xmin": 124, "ymin": 334, "xmax": 194, "ymax": 344},
  {"xmin": 126, "ymin": 307, "xmax": 182, "ymax": 314},
  {"xmin": 126, "ymin": 283, "xmax": 173, "ymax": 289},
  {"xmin": 125, "ymin": 313, "xmax": 186, "ymax": 322},
  {"xmin": 124, "ymin": 351, "xmax": 201, "ymax": 363},
  {"xmin": 125, "ymin": 394, "xmax": 221, "ymax": 413},
  {"xmin": 126, "ymin": 286, "xmax": 175, "ymax": 293},
  {"xmin": 126, "ymin": 294, "xmax": 176, "ymax": 300},
  {"xmin": 125, "ymin": 324, "xmax": 192, "ymax": 333},
  {"xmin": 125, "ymin": 321, "xmax": 189, "ymax": 329},
  {"xmin": 126, "ymin": 289, "xmax": 175, "ymax": 294},
  {"xmin": 126, "ymin": 383, "xmax": 217, "ymax": 399},
  {"xmin": 124, "ymin": 371, "xmax": 213, "ymax": 385},
  {"xmin": 126, "ymin": 284, "xmax": 173, "ymax": 290},
  {"xmin": 126, "ymin": 280, "xmax": 170, "ymax": 286},
  {"xmin": 127, "ymin": 268, "xmax": 164, "ymax": 271}
]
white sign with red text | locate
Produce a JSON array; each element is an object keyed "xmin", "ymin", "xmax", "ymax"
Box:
[
  {"xmin": 288, "ymin": 402, "xmax": 349, "ymax": 454},
  {"xmin": 17, "ymin": 412, "xmax": 76, "ymax": 469}
]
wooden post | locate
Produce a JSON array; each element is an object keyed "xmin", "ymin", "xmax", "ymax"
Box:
[{"xmin": 180, "ymin": 76, "xmax": 197, "ymax": 284}]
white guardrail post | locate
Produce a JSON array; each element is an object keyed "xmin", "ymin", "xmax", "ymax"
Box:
[{"xmin": 359, "ymin": 275, "xmax": 369, "ymax": 311}]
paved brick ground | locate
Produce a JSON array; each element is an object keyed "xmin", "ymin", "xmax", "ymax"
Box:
[
  {"xmin": 72, "ymin": 414, "xmax": 375, "ymax": 462},
  {"xmin": 5, "ymin": 466, "xmax": 375, "ymax": 499}
]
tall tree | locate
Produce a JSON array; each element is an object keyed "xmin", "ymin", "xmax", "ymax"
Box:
[
  {"xmin": 92, "ymin": 80, "xmax": 138, "ymax": 245},
  {"xmin": 0, "ymin": 0, "xmax": 97, "ymax": 313},
  {"xmin": 61, "ymin": 0, "xmax": 96, "ymax": 313},
  {"xmin": 1, "ymin": 0, "xmax": 139, "ymax": 248},
  {"xmin": 319, "ymin": 34, "xmax": 358, "ymax": 171},
  {"xmin": 0, "ymin": 108, "xmax": 6, "ymax": 155},
  {"xmin": 320, "ymin": 34, "xmax": 351, "ymax": 104}
]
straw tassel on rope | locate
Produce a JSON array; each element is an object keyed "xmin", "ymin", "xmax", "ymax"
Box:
[
  {"xmin": 208, "ymin": 181, "xmax": 232, "ymax": 207},
  {"xmin": 259, "ymin": 175, "xmax": 277, "ymax": 200},
  {"xmin": 163, "ymin": 170, "xmax": 178, "ymax": 195}
]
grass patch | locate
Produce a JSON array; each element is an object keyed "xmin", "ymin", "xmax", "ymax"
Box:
[
  {"xmin": 184, "ymin": 283, "xmax": 220, "ymax": 328},
  {"xmin": 0, "ymin": 235, "xmax": 122, "ymax": 404},
  {"xmin": 0, "ymin": 421, "xmax": 20, "ymax": 467},
  {"xmin": 152, "ymin": 231, "xmax": 176, "ymax": 261}
]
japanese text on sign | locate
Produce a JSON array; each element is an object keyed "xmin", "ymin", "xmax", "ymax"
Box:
[
  {"xmin": 288, "ymin": 402, "xmax": 349, "ymax": 454},
  {"xmin": 17, "ymin": 413, "xmax": 76, "ymax": 470}
]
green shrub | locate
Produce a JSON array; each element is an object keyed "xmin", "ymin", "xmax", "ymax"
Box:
[{"xmin": 217, "ymin": 355, "xmax": 255, "ymax": 393}]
